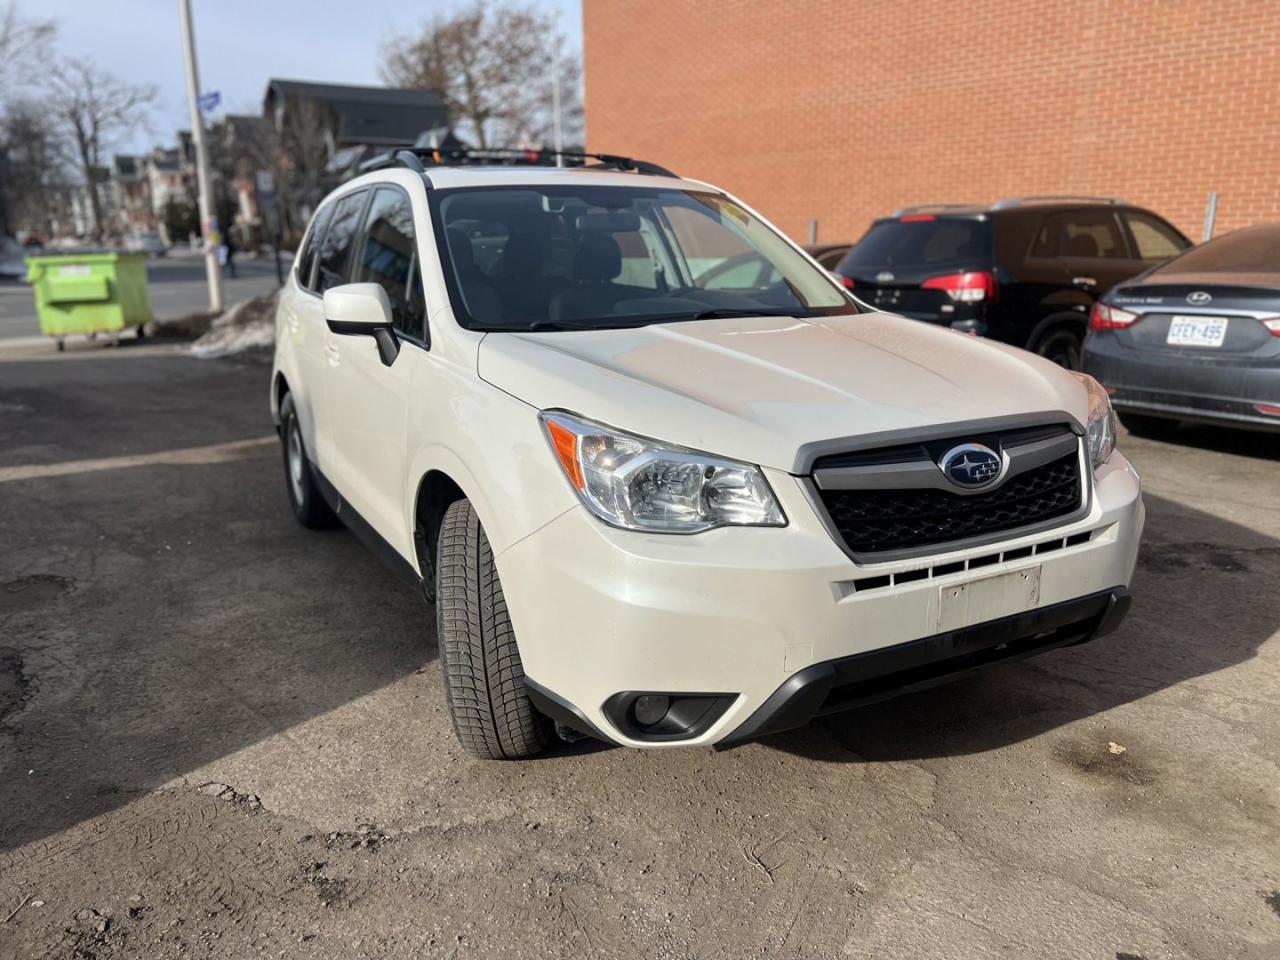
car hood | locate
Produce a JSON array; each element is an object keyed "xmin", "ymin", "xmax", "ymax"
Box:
[{"xmin": 477, "ymin": 312, "xmax": 1088, "ymax": 472}]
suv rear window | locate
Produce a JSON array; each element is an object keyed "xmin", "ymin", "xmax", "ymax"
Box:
[{"xmin": 840, "ymin": 218, "xmax": 992, "ymax": 271}]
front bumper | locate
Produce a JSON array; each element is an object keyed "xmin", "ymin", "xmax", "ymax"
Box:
[{"xmin": 498, "ymin": 452, "xmax": 1143, "ymax": 749}]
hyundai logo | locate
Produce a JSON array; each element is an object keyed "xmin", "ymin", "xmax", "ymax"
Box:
[
  {"xmin": 940, "ymin": 443, "xmax": 1003, "ymax": 488},
  {"xmin": 1186, "ymin": 291, "xmax": 1213, "ymax": 306}
]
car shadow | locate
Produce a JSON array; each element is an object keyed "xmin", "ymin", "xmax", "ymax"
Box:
[
  {"xmin": 0, "ymin": 353, "xmax": 434, "ymax": 853},
  {"xmin": 1128, "ymin": 420, "xmax": 1280, "ymax": 461},
  {"xmin": 762, "ymin": 490, "xmax": 1279, "ymax": 762}
]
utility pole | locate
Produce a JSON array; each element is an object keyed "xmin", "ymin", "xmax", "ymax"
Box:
[
  {"xmin": 179, "ymin": 0, "xmax": 223, "ymax": 313},
  {"xmin": 551, "ymin": 15, "xmax": 563, "ymax": 165}
]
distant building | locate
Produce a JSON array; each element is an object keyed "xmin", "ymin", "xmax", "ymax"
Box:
[
  {"xmin": 262, "ymin": 78, "xmax": 448, "ymax": 156},
  {"xmin": 110, "ymin": 155, "xmax": 155, "ymax": 237}
]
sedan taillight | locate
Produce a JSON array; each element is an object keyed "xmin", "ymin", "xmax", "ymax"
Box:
[
  {"xmin": 1261, "ymin": 316, "xmax": 1280, "ymax": 336},
  {"xmin": 1089, "ymin": 302, "xmax": 1139, "ymax": 330},
  {"xmin": 921, "ymin": 270, "xmax": 997, "ymax": 303}
]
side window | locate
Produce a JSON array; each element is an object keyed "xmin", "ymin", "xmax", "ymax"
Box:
[
  {"xmin": 296, "ymin": 204, "xmax": 333, "ymax": 292},
  {"xmin": 316, "ymin": 190, "xmax": 367, "ymax": 293},
  {"xmin": 353, "ymin": 187, "xmax": 426, "ymax": 341},
  {"xmin": 1031, "ymin": 212, "xmax": 1125, "ymax": 260},
  {"xmin": 1126, "ymin": 213, "xmax": 1187, "ymax": 261}
]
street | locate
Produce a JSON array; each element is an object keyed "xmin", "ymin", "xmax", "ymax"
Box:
[
  {"xmin": 0, "ymin": 340, "xmax": 1277, "ymax": 959},
  {"xmin": 0, "ymin": 253, "xmax": 285, "ymax": 341}
]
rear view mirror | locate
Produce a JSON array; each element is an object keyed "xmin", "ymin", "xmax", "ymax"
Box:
[
  {"xmin": 576, "ymin": 210, "xmax": 641, "ymax": 233},
  {"xmin": 323, "ymin": 283, "xmax": 399, "ymax": 366}
]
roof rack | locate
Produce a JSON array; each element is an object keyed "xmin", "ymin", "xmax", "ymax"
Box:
[
  {"xmin": 357, "ymin": 146, "xmax": 677, "ymax": 180},
  {"xmin": 991, "ymin": 195, "xmax": 1126, "ymax": 210},
  {"xmin": 888, "ymin": 203, "xmax": 981, "ymax": 217}
]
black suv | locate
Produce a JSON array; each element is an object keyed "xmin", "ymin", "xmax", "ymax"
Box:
[{"xmin": 833, "ymin": 197, "xmax": 1191, "ymax": 368}]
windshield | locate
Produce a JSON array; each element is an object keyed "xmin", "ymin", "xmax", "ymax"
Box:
[
  {"xmin": 429, "ymin": 185, "xmax": 850, "ymax": 331},
  {"xmin": 839, "ymin": 218, "xmax": 992, "ymax": 272}
]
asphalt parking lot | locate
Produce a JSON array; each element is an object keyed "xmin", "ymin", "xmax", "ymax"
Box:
[{"xmin": 1, "ymin": 339, "xmax": 1277, "ymax": 960}]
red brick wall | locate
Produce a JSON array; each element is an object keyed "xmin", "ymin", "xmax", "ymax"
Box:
[{"xmin": 583, "ymin": 0, "xmax": 1280, "ymax": 245}]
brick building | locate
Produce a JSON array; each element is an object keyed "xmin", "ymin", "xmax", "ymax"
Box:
[{"xmin": 583, "ymin": 0, "xmax": 1280, "ymax": 245}]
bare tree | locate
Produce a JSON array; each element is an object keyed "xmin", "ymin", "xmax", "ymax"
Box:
[
  {"xmin": 0, "ymin": 1, "xmax": 55, "ymax": 100},
  {"xmin": 381, "ymin": 0, "xmax": 583, "ymax": 150},
  {"xmin": 44, "ymin": 62, "xmax": 154, "ymax": 241},
  {"xmin": 0, "ymin": 100, "xmax": 73, "ymax": 236},
  {"xmin": 0, "ymin": 2, "xmax": 56, "ymax": 234}
]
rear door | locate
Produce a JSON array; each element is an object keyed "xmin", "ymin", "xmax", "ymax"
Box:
[
  {"xmin": 282, "ymin": 203, "xmax": 333, "ymax": 463},
  {"xmin": 1030, "ymin": 209, "xmax": 1138, "ymax": 297},
  {"xmin": 322, "ymin": 185, "xmax": 428, "ymax": 558}
]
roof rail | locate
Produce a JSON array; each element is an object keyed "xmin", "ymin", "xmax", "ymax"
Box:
[
  {"xmin": 991, "ymin": 195, "xmax": 1126, "ymax": 210},
  {"xmin": 888, "ymin": 203, "xmax": 980, "ymax": 217},
  {"xmin": 355, "ymin": 146, "xmax": 677, "ymax": 180}
]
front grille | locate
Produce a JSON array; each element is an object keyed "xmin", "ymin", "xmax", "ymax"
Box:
[{"xmin": 816, "ymin": 450, "xmax": 1082, "ymax": 555}]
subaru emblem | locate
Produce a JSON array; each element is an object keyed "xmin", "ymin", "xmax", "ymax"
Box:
[
  {"xmin": 1186, "ymin": 291, "xmax": 1213, "ymax": 306},
  {"xmin": 939, "ymin": 443, "xmax": 1003, "ymax": 489},
  {"xmin": 876, "ymin": 271, "xmax": 895, "ymax": 283}
]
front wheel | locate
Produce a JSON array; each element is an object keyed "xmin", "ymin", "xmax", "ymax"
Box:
[{"xmin": 436, "ymin": 499, "xmax": 551, "ymax": 760}]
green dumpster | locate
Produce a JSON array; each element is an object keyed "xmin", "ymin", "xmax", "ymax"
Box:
[{"xmin": 24, "ymin": 252, "xmax": 152, "ymax": 350}]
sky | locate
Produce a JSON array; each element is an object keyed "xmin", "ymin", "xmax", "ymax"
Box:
[{"xmin": 31, "ymin": 0, "xmax": 583, "ymax": 155}]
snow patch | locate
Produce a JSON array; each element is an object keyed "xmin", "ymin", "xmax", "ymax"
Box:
[{"xmin": 191, "ymin": 287, "xmax": 282, "ymax": 358}]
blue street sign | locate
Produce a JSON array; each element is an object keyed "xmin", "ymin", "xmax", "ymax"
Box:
[{"xmin": 197, "ymin": 91, "xmax": 221, "ymax": 113}]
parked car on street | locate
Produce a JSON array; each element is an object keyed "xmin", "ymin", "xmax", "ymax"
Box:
[
  {"xmin": 833, "ymin": 198, "xmax": 1191, "ymax": 369},
  {"xmin": 804, "ymin": 243, "xmax": 852, "ymax": 270},
  {"xmin": 271, "ymin": 150, "xmax": 1142, "ymax": 759},
  {"xmin": 1083, "ymin": 223, "xmax": 1280, "ymax": 436},
  {"xmin": 125, "ymin": 232, "xmax": 168, "ymax": 257},
  {"xmin": 0, "ymin": 235, "xmax": 26, "ymax": 280}
]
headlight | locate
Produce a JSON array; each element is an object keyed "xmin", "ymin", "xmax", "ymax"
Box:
[
  {"xmin": 539, "ymin": 411, "xmax": 786, "ymax": 533},
  {"xmin": 1071, "ymin": 372, "xmax": 1116, "ymax": 468}
]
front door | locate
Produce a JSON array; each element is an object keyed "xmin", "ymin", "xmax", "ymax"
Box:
[{"xmin": 322, "ymin": 185, "xmax": 429, "ymax": 560}]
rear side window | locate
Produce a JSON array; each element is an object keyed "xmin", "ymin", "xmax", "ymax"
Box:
[
  {"xmin": 296, "ymin": 204, "xmax": 333, "ymax": 292},
  {"xmin": 1031, "ymin": 212, "xmax": 1126, "ymax": 259},
  {"xmin": 840, "ymin": 219, "xmax": 991, "ymax": 271},
  {"xmin": 316, "ymin": 190, "xmax": 368, "ymax": 293},
  {"xmin": 352, "ymin": 187, "xmax": 427, "ymax": 341},
  {"xmin": 1125, "ymin": 213, "xmax": 1188, "ymax": 261}
]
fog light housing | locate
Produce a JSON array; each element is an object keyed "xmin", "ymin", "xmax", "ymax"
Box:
[
  {"xmin": 602, "ymin": 691, "xmax": 737, "ymax": 742},
  {"xmin": 633, "ymin": 695, "xmax": 670, "ymax": 727}
]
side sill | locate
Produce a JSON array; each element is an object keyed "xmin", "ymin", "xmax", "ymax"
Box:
[{"xmin": 310, "ymin": 461, "xmax": 423, "ymax": 591}]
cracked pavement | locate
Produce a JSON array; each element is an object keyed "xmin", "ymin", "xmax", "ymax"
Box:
[{"xmin": 0, "ymin": 338, "xmax": 1277, "ymax": 959}]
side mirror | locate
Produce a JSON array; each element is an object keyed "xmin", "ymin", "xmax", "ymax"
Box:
[{"xmin": 324, "ymin": 283, "xmax": 399, "ymax": 366}]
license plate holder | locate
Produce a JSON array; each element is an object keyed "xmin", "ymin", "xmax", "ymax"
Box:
[
  {"xmin": 937, "ymin": 566, "xmax": 1042, "ymax": 633},
  {"xmin": 1167, "ymin": 315, "xmax": 1227, "ymax": 348}
]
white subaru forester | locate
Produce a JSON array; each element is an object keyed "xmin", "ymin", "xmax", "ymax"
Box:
[{"xmin": 270, "ymin": 149, "xmax": 1143, "ymax": 759}]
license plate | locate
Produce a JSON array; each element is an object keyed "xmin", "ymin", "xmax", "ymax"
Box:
[
  {"xmin": 1167, "ymin": 315, "xmax": 1227, "ymax": 347},
  {"xmin": 936, "ymin": 566, "xmax": 1041, "ymax": 633}
]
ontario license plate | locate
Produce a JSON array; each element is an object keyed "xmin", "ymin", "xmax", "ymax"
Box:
[{"xmin": 1167, "ymin": 315, "xmax": 1227, "ymax": 347}]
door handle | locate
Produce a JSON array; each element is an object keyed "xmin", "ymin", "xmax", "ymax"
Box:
[{"xmin": 1072, "ymin": 276, "xmax": 1097, "ymax": 288}]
